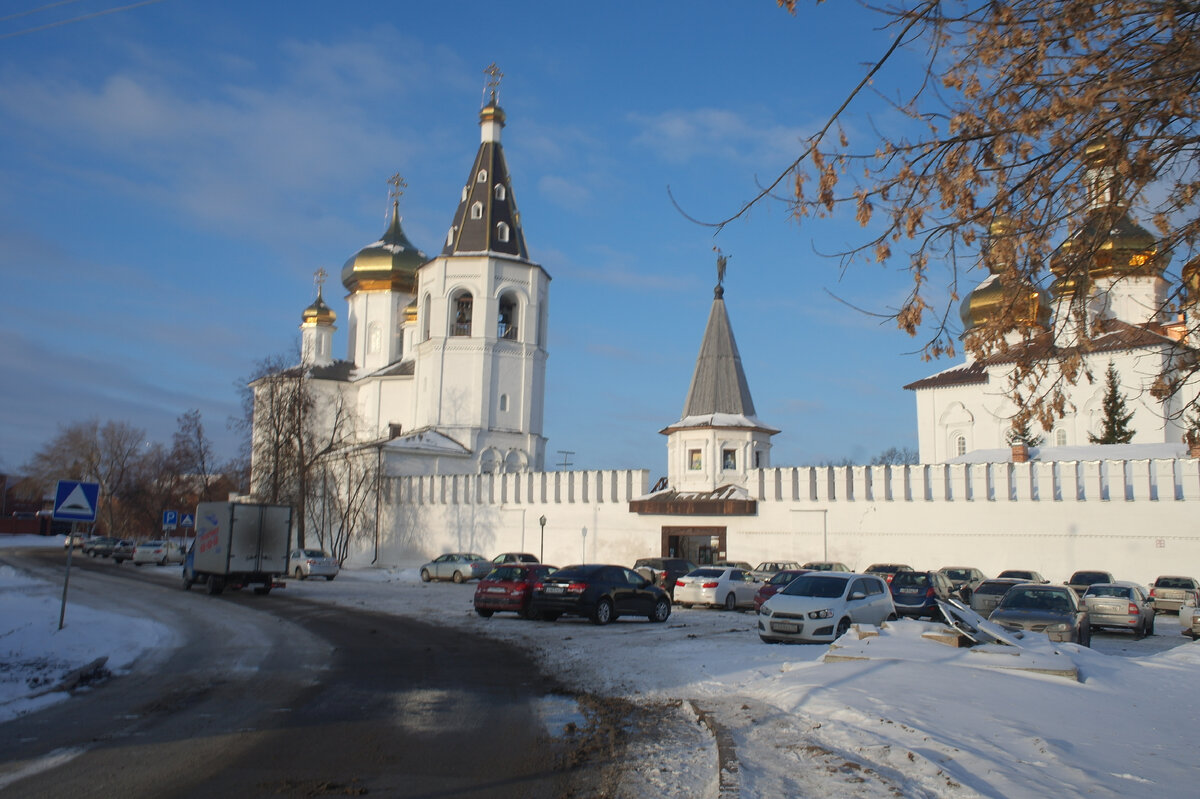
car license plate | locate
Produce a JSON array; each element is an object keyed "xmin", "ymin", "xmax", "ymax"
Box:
[
  {"xmin": 771, "ymin": 621, "xmax": 800, "ymax": 634},
  {"xmin": 900, "ymin": 588, "xmax": 918, "ymax": 594},
  {"xmin": 545, "ymin": 585, "xmax": 564, "ymax": 594},
  {"xmin": 487, "ymin": 587, "xmax": 506, "ymax": 593}
]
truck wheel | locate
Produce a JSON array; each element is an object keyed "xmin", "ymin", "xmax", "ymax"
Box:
[{"xmin": 206, "ymin": 575, "xmax": 224, "ymax": 595}]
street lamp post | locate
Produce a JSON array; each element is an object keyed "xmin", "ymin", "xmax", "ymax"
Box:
[{"xmin": 539, "ymin": 515, "xmax": 547, "ymax": 563}]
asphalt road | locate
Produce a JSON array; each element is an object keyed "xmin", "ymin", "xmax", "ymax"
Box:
[{"xmin": 0, "ymin": 549, "xmax": 591, "ymax": 799}]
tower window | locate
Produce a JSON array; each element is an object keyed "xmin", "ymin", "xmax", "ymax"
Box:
[
  {"xmin": 421, "ymin": 294, "xmax": 431, "ymax": 342},
  {"xmin": 470, "ymin": 202, "xmax": 483, "ymax": 220},
  {"xmin": 499, "ymin": 394, "xmax": 509, "ymax": 412},
  {"xmin": 451, "ymin": 291, "xmax": 473, "ymax": 337},
  {"xmin": 688, "ymin": 449, "xmax": 702, "ymax": 471},
  {"xmin": 494, "ymin": 183, "xmax": 506, "ymax": 200},
  {"xmin": 477, "ymin": 169, "xmax": 488, "ymax": 183},
  {"xmin": 498, "ymin": 293, "xmax": 518, "ymax": 340},
  {"xmin": 368, "ymin": 322, "xmax": 382, "ymax": 354},
  {"xmin": 955, "ymin": 435, "xmax": 967, "ymax": 457},
  {"xmin": 446, "ymin": 226, "xmax": 456, "ymax": 247},
  {"xmin": 461, "ymin": 186, "xmax": 468, "ymax": 201},
  {"xmin": 496, "ymin": 221, "xmax": 510, "ymax": 243},
  {"xmin": 722, "ymin": 449, "xmax": 736, "ymax": 470},
  {"xmin": 1055, "ymin": 428, "xmax": 1067, "ymax": 446}
]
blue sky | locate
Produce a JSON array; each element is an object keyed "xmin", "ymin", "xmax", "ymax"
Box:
[{"xmin": 0, "ymin": 0, "xmax": 951, "ymax": 475}]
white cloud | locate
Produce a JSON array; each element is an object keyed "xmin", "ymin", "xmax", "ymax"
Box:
[{"xmin": 629, "ymin": 107, "xmax": 811, "ymax": 167}]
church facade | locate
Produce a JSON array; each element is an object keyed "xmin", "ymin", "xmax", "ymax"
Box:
[{"xmin": 252, "ymin": 84, "xmax": 1200, "ymax": 586}]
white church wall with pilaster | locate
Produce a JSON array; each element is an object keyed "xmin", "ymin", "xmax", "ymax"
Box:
[{"xmin": 342, "ymin": 458, "xmax": 1200, "ymax": 587}]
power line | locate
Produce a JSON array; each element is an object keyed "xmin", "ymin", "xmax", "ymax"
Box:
[
  {"xmin": 0, "ymin": 0, "xmax": 166, "ymax": 41},
  {"xmin": 0, "ymin": 0, "xmax": 86, "ymax": 24}
]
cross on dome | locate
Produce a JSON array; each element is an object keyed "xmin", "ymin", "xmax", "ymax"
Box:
[{"xmin": 483, "ymin": 62, "xmax": 503, "ymax": 105}]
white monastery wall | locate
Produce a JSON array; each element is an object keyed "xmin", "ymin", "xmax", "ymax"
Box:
[{"xmin": 348, "ymin": 459, "xmax": 1200, "ymax": 587}]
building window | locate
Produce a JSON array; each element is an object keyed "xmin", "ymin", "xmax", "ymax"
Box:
[
  {"xmin": 496, "ymin": 221, "xmax": 510, "ymax": 243},
  {"xmin": 498, "ymin": 293, "xmax": 518, "ymax": 340},
  {"xmin": 461, "ymin": 186, "xmax": 468, "ymax": 201},
  {"xmin": 688, "ymin": 449, "xmax": 702, "ymax": 471},
  {"xmin": 754, "ymin": 449, "xmax": 763, "ymax": 468},
  {"xmin": 722, "ymin": 449, "xmax": 736, "ymax": 470},
  {"xmin": 1055, "ymin": 428, "xmax": 1067, "ymax": 446},
  {"xmin": 494, "ymin": 183, "xmax": 506, "ymax": 200},
  {"xmin": 470, "ymin": 202, "xmax": 483, "ymax": 220},
  {"xmin": 499, "ymin": 394, "xmax": 508, "ymax": 412},
  {"xmin": 955, "ymin": 435, "xmax": 967, "ymax": 457},
  {"xmin": 477, "ymin": 170, "xmax": 488, "ymax": 183},
  {"xmin": 368, "ymin": 322, "xmax": 382, "ymax": 354},
  {"xmin": 452, "ymin": 292, "xmax": 472, "ymax": 336},
  {"xmin": 421, "ymin": 294, "xmax": 431, "ymax": 342}
]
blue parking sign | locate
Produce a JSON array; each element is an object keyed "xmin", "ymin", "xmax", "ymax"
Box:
[{"xmin": 163, "ymin": 510, "xmax": 178, "ymax": 531}]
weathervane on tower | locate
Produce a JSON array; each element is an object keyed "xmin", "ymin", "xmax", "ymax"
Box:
[
  {"xmin": 714, "ymin": 247, "xmax": 729, "ymax": 296},
  {"xmin": 484, "ymin": 62, "xmax": 503, "ymax": 105}
]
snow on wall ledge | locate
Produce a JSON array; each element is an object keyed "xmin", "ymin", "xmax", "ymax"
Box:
[{"xmin": 356, "ymin": 460, "xmax": 1198, "ymax": 586}]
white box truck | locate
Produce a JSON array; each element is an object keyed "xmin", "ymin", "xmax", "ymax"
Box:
[{"xmin": 182, "ymin": 501, "xmax": 292, "ymax": 595}]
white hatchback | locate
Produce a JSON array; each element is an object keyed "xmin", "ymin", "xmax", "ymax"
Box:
[
  {"xmin": 674, "ymin": 567, "xmax": 761, "ymax": 610},
  {"xmin": 757, "ymin": 572, "xmax": 896, "ymax": 643},
  {"xmin": 132, "ymin": 540, "xmax": 185, "ymax": 566}
]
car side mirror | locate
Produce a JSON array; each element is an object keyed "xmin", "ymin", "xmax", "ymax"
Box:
[{"xmin": 849, "ymin": 591, "xmax": 866, "ymax": 601}]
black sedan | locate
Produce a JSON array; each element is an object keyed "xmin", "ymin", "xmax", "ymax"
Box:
[{"xmin": 530, "ymin": 564, "xmax": 672, "ymax": 625}]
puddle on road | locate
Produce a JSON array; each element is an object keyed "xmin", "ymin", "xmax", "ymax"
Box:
[{"xmin": 538, "ymin": 694, "xmax": 586, "ymax": 738}]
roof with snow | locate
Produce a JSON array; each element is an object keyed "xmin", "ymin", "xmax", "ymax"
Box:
[{"xmin": 948, "ymin": 442, "xmax": 1188, "ymax": 464}]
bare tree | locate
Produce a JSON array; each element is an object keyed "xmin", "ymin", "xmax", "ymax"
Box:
[
  {"xmin": 171, "ymin": 409, "xmax": 217, "ymax": 502},
  {"xmin": 309, "ymin": 445, "xmax": 380, "ymax": 566},
  {"xmin": 727, "ymin": 2, "xmax": 1200, "ymax": 428}
]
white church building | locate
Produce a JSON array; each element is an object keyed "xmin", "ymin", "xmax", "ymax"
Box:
[{"xmin": 254, "ymin": 82, "xmax": 1200, "ymax": 586}]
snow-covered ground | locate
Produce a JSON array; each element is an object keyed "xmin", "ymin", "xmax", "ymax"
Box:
[{"xmin": 3, "ymin": 534, "xmax": 1199, "ymax": 798}]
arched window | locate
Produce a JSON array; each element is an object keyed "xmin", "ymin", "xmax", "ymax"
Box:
[
  {"xmin": 494, "ymin": 183, "xmax": 506, "ymax": 200},
  {"xmin": 496, "ymin": 221, "xmax": 510, "ymax": 243},
  {"xmin": 476, "ymin": 169, "xmax": 488, "ymax": 183},
  {"xmin": 1055, "ymin": 428, "xmax": 1067, "ymax": 446},
  {"xmin": 470, "ymin": 202, "xmax": 483, "ymax": 220},
  {"xmin": 499, "ymin": 394, "xmax": 509, "ymax": 412},
  {"xmin": 421, "ymin": 295, "xmax": 431, "ymax": 341},
  {"xmin": 451, "ymin": 291, "xmax": 472, "ymax": 336},
  {"xmin": 955, "ymin": 435, "xmax": 967, "ymax": 457},
  {"xmin": 446, "ymin": 226, "xmax": 456, "ymax": 247},
  {"xmin": 461, "ymin": 186, "xmax": 468, "ymax": 201},
  {"xmin": 497, "ymin": 293, "xmax": 518, "ymax": 340}
]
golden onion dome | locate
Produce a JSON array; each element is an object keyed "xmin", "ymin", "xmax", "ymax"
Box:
[
  {"xmin": 1054, "ymin": 209, "xmax": 1164, "ymax": 282},
  {"xmin": 960, "ymin": 273, "xmax": 1051, "ymax": 332},
  {"xmin": 1182, "ymin": 257, "xmax": 1200, "ymax": 306},
  {"xmin": 341, "ymin": 201, "xmax": 428, "ymax": 295},
  {"xmin": 301, "ymin": 289, "xmax": 336, "ymax": 327}
]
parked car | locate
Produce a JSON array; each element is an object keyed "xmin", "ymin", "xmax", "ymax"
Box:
[
  {"xmin": 474, "ymin": 563, "xmax": 558, "ymax": 619},
  {"xmin": 674, "ymin": 567, "xmax": 761, "ymax": 610},
  {"xmin": 529, "ymin": 564, "xmax": 671, "ymax": 625},
  {"xmin": 988, "ymin": 583, "xmax": 1091, "ymax": 646},
  {"xmin": 1066, "ymin": 570, "xmax": 1116, "ymax": 596},
  {"xmin": 996, "ymin": 569, "xmax": 1049, "ymax": 584},
  {"xmin": 492, "ymin": 552, "xmax": 539, "ymax": 565},
  {"xmin": 803, "ymin": 561, "xmax": 852, "ymax": 572},
  {"xmin": 132, "ymin": 540, "xmax": 185, "ymax": 566},
  {"xmin": 1081, "ymin": 582, "xmax": 1154, "ymax": 638},
  {"xmin": 82, "ymin": 536, "xmax": 119, "ymax": 557},
  {"xmin": 289, "ymin": 549, "xmax": 339, "ymax": 580},
  {"xmin": 110, "ymin": 539, "xmax": 135, "ymax": 563},
  {"xmin": 712, "ymin": 560, "xmax": 754, "ymax": 572},
  {"xmin": 63, "ymin": 533, "xmax": 91, "ymax": 550},
  {"xmin": 1181, "ymin": 604, "xmax": 1200, "ymax": 640},
  {"xmin": 750, "ymin": 561, "xmax": 802, "ymax": 579},
  {"xmin": 419, "ymin": 553, "xmax": 491, "ymax": 583},
  {"xmin": 864, "ymin": 563, "xmax": 914, "ymax": 584},
  {"xmin": 757, "ymin": 572, "xmax": 895, "ymax": 644},
  {"xmin": 890, "ymin": 570, "xmax": 957, "ymax": 618},
  {"xmin": 969, "ymin": 578, "xmax": 1026, "ymax": 616},
  {"xmin": 632, "ymin": 557, "xmax": 698, "ymax": 599},
  {"xmin": 1148, "ymin": 575, "xmax": 1200, "ymax": 614},
  {"xmin": 938, "ymin": 566, "xmax": 987, "ymax": 600},
  {"xmin": 754, "ymin": 568, "xmax": 811, "ymax": 612}
]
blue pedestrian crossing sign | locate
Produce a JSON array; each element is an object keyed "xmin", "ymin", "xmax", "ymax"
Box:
[
  {"xmin": 162, "ymin": 510, "xmax": 178, "ymax": 531},
  {"xmin": 53, "ymin": 480, "xmax": 100, "ymax": 522},
  {"xmin": 180, "ymin": 513, "xmax": 195, "ymax": 529}
]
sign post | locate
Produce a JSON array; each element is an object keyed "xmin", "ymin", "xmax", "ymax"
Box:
[{"xmin": 54, "ymin": 480, "xmax": 100, "ymax": 630}]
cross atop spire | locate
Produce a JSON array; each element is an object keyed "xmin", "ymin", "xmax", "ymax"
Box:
[
  {"xmin": 314, "ymin": 267, "xmax": 328, "ymax": 297},
  {"xmin": 483, "ymin": 62, "xmax": 503, "ymax": 105},
  {"xmin": 388, "ymin": 173, "xmax": 407, "ymax": 202}
]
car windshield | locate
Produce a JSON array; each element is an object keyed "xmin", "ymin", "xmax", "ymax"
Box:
[
  {"xmin": 891, "ymin": 572, "xmax": 930, "ymax": 588},
  {"xmin": 1071, "ymin": 572, "xmax": 1108, "ymax": 583},
  {"xmin": 998, "ymin": 588, "xmax": 1072, "ymax": 612},
  {"xmin": 999, "ymin": 571, "xmax": 1032, "ymax": 579},
  {"xmin": 688, "ymin": 569, "xmax": 723, "ymax": 579},
  {"xmin": 1156, "ymin": 577, "xmax": 1195, "ymax": 589},
  {"xmin": 976, "ymin": 581, "xmax": 1016, "ymax": 595},
  {"xmin": 768, "ymin": 571, "xmax": 800, "ymax": 585},
  {"xmin": 942, "ymin": 569, "xmax": 971, "ymax": 580},
  {"xmin": 780, "ymin": 575, "xmax": 848, "ymax": 598},
  {"xmin": 1085, "ymin": 585, "xmax": 1129, "ymax": 598},
  {"xmin": 302, "ymin": 549, "xmax": 327, "ymax": 558}
]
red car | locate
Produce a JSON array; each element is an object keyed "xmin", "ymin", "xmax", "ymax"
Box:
[
  {"xmin": 753, "ymin": 568, "xmax": 810, "ymax": 612},
  {"xmin": 474, "ymin": 563, "xmax": 558, "ymax": 619}
]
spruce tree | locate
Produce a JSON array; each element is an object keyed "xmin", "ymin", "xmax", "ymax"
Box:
[{"xmin": 1088, "ymin": 363, "xmax": 1136, "ymax": 444}]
